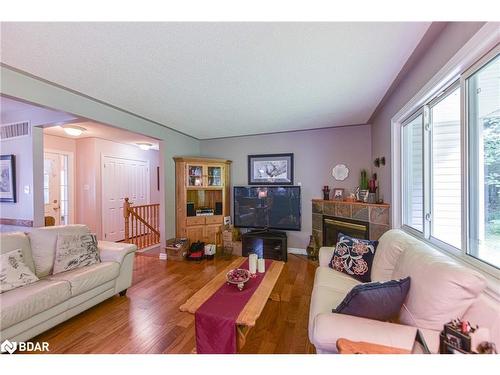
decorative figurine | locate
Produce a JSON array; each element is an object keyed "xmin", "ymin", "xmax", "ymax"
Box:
[{"xmin": 322, "ymin": 185, "xmax": 330, "ymax": 200}]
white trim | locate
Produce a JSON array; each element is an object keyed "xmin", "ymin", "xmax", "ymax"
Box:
[
  {"xmin": 44, "ymin": 148, "xmax": 75, "ymax": 225},
  {"xmin": 287, "ymin": 247, "xmax": 307, "ymax": 256}
]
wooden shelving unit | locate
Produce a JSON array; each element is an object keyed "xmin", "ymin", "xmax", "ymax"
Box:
[{"xmin": 174, "ymin": 156, "xmax": 232, "ymax": 246}]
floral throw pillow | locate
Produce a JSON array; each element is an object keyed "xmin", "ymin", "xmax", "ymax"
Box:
[
  {"xmin": 53, "ymin": 233, "xmax": 100, "ymax": 275},
  {"xmin": 0, "ymin": 249, "xmax": 39, "ymax": 293},
  {"xmin": 329, "ymin": 232, "xmax": 378, "ymax": 282}
]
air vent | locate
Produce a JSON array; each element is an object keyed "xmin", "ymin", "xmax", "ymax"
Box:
[{"xmin": 0, "ymin": 121, "xmax": 31, "ymax": 140}]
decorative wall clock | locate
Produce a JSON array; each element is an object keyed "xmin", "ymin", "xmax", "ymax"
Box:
[{"xmin": 332, "ymin": 164, "xmax": 349, "ymax": 181}]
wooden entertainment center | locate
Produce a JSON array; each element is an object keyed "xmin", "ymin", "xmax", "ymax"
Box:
[{"xmin": 174, "ymin": 156, "xmax": 232, "ymax": 246}]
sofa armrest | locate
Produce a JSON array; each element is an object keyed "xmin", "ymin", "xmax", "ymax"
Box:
[
  {"xmin": 312, "ymin": 313, "xmax": 425, "ymax": 353},
  {"xmin": 319, "ymin": 247, "xmax": 335, "ymax": 267},
  {"xmin": 98, "ymin": 241, "xmax": 137, "ymax": 264}
]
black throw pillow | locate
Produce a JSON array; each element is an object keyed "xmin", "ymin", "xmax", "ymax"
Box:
[
  {"xmin": 329, "ymin": 232, "xmax": 378, "ymax": 282},
  {"xmin": 333, "ymin": 277, "xmax": 411, "ymax": 322}
]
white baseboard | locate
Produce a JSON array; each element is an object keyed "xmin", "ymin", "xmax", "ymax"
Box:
[{"xmin": 287, "ymin": 247, "xmax": 307, "ymax": 256}]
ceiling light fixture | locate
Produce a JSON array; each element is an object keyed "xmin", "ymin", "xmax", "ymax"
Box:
[
  {"xmin": 62, "ymin": 125, "xmax": 86, "ymax": 137},
  {"xmin": 137, "ymin": 142, "xmax": 153, "ymax": 151}
]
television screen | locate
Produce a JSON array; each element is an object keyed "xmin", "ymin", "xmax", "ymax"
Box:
[{"xmin": 233, "ymin": 186, "xmax": 301, "ymax": 231}]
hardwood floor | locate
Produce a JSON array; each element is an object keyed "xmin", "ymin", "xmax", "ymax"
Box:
[{"xmin": 30, "ymin": 253, "xmax": 317, "ymax": 354}]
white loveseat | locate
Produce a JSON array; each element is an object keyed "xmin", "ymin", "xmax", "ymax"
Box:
[
  {"xmin": 309, "ymin": 229, "xmax": 500, "ymax": 353},
  {"xmin": 0, "ymin": 224, "xmax": 137, "ymax": 342}
]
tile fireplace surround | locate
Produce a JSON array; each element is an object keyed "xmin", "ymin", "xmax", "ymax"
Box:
[{"xmin": 312, "ymin": 199, "xmax": 390, "ymax": 246}]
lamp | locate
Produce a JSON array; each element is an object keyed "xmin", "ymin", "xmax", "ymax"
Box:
[
  {"xmin": 62, "ymin": 125, "xmax": 86, "ymax": 137},
  {"xmin": 136, "ymin": 142, "xmax": 153, "ymax": 151}
]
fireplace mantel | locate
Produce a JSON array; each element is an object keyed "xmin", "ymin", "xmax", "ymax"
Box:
[{"xmin": 311, "ymin": 199, "xmax": 390, "ymax": 246}]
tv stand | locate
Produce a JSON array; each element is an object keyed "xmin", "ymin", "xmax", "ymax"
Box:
[{"xmin": 242, "ymin": 230, "xmax": 287, "ymax": 262}]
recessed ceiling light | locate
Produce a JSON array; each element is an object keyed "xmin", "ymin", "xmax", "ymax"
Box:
[
  {"xmin": 62, "ymin": 125, "xmax": 86, "ymax": 137},
  {"xmin": 137, "ymin": 142, "xmax": 153, "ymax": 151}
]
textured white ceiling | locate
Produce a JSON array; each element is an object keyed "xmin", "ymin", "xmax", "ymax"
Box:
[{"xmin": 0, "ymin": 22, "xmax": 430, "ymax": 139}]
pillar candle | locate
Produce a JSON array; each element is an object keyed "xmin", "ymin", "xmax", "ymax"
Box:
[
  {"xmin": 249, "ymin": 253, "xmax": 258, "ymax": 274},
  {"xmin": 258, "ymin": 258, "xmax": 265, "ymax": 273}
]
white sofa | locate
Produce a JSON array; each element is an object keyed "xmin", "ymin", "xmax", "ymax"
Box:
[
  {"xmin": 0, "ymin": 224, "xmax": 137, "ymax": 342},
  {"xmin": 309, "ymin": 229, "xmax": 500, "ymax": 353}
]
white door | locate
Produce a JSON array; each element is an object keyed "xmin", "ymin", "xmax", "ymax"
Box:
[
  {"xmin": 102, "ymin": 156, "xmax": 149, "ymax": 242},
  {"xmin": 44, "ymin": 153, "xmax": 61, "ymax": 225}
]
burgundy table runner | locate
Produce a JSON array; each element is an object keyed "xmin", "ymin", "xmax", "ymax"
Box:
[{"xmin": 195, "ymin": 259, "xmax": 272, "ymax": 354}]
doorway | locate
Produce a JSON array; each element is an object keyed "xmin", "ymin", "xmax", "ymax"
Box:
[{"xmin": 43, "ymin": 150, "xmax": 74, "ymax": 226}]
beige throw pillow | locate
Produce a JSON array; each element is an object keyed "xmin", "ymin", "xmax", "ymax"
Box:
[
  {"xmin": 0, "ymin": 249, "xmax": 39, "ymax": 293},
  {"xmin": 53, "ymin": 233, "xmax": 100, "ymax": 275}
]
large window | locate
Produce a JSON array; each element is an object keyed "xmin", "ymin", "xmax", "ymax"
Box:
[
  {"xmin": 467, "ymin": 54, "xmax": 500, "ymax": 269},
  {"xmin": 400, "ymin": 46, "xmax": 499, "ymax": 273}
]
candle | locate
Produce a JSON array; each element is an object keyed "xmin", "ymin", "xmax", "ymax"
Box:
[
  {"xmin": 249, "ymin": 253, "xmax": 258, "ymax": 274},
  {"xmin": 258, "ymin": 258, "xmax": 265, "ymax": 273}
]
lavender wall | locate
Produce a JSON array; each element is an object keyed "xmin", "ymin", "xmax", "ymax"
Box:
[
  {"xmin": 371, "ymin": 22, "xmax": 485, "ymax": 204},
  {"xmin": 200, "ymin": 125, "xmax": 372, "ymax": 249}
]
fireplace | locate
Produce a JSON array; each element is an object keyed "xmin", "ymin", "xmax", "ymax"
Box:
[
  {"xmin": 323, "ymin": 216, "xmax": 369, "ymax": 246},
  {"xmin": 312, "ymin": 199, "xmax": 390, "ymax": 245}
]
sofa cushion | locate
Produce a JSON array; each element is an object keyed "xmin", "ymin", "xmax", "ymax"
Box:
[
  {"xmin": 47, "ymin": 261, "xmax": 120, "ymax": 297},
  {"xmin": 334, "ymin": 277, "xmax": 411, "ymax": 321},
  {"xmin": 28, "ymin": 224, "xmax": 90, "ymax": 277},
  {"xmin": 392, "ymin": 242, "xmax": 486, "ymax": 331},
  {"xmin": 53, "ymin": 233, "xmax": 100, "ymax": 275},
  {"xmin": 0, "ymin": 232, "xmax": 36, "ymax": 273},
  {"xmin": 309, "ymin": 284, "xmax": 349, "ymax": 339},
  {"xmin": 0, "ymin": 249, "xmax": 39, "ymax": 293},
  {"xmin": 0, "ymin": 279, "xmax": 71, "ymax": 329},
  {"xmin": 371, "ymin": 229, "xmax": 414, "ymax": 281},
  {"xmin": 314, "ymin": 267, "xmax": 361, "ymax": 292},
  {"xmin": 329, "ymin": 232, "xmax": 378, "ymax": 282}
]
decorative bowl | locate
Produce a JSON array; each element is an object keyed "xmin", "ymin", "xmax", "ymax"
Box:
[{"xmin": 226, "ymin": 268, "xmax": 250, "ymax": 291}]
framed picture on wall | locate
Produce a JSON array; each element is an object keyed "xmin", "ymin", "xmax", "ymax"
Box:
[
  {"xmin": 248, "ymin": 153, "xmax": 294, "ymax": 185},
  {"xmin": 0, "ymin": 154, "xmax": 17, "ymax": 203}
]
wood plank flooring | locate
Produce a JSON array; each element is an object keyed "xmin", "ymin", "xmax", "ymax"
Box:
[{"xmin": 29, "ymin": 253, "xmax": 317, "ymax": 354}]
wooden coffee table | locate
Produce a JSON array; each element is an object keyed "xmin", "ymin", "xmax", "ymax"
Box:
[
  {"xmin": 336, "ymin": 338, "xmax": 410, "ymax": 354},
  {"xmin": 179, "ymin": 257, "xmax": 284, "ymax": 351}
]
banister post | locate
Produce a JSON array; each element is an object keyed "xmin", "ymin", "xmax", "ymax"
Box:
[{"xmin": 124, "ymin": 197, "xmax": 131, "ymax": 243}]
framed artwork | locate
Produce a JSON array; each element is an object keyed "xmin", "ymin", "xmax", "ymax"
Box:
[
  {"xmin": 0, "ymin": 155, "xmax": 16, "ymax": 203},
  {"xmin": 333, "ymin": 188, "xmax": 344, "ymax": 201},
  {"xmin": 248, "ymin": 153, "xmax": 294, "ymax": 185}
]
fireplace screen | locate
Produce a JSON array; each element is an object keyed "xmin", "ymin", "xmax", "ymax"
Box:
[{"xmin": 323, "ymin": 216, "xmax": 369, "ymax": 246}]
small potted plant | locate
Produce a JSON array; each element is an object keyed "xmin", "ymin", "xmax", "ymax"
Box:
[{"xmin": 359, "ymin": 169, "xmax": 369, "ymax": 202}]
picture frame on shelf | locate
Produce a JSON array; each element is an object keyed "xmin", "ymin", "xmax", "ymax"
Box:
[
  {"xmin": 0, "ymin": 154, "xmax": 16, "ymax": 203},
  {"xmin": 248, "ymin": 153, "xmax": 294, "ymax": 185},
  {"xmin": 333, "ymin": 188, "xmax": 344, "ymax": 201}
]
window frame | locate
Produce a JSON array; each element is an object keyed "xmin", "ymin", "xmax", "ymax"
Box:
[
  {"xmin": 461, "ymin": 46, "xmax": 500, "ymax": 274},
  {"xmin": 427, "ymin": 81, "xmax": 462, "ymax": 253},
  {"xmin": 401, "ymin": 108, "xmax": 425, "ymax": 237},
  {"xmin": 390, "ymin": 23, "xmax": 500, "ymax": 289}
]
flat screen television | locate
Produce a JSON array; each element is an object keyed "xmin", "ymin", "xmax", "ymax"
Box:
[{"xmin": 233, "ymin": 186, "xmax": 301, "ymax": 231}]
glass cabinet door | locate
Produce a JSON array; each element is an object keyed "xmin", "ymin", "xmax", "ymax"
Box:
[
  {"xmin": 207, "ymin": 166, "xmax": 223, "ymax": 186},
  {"xmin": 187, "ymin": 165, "xmax": 204, "ymax": 187}
]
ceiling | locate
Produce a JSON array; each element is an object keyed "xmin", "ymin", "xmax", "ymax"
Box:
[
  {"xmin": 44, "ymin": 121, "xmax": 160, "ymax": 150},
  {"xmin": 0, "ymin": 96, "xmax": 159, "ymax": 149},
  {"xmin": 0, "ymin": 22, "xmax": 431, "ymax": 139}
]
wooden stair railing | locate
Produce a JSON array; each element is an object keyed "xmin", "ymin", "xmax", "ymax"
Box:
[{"xmin": 123, "ymin": 197, "xmax": 160, "ymax": 250}]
